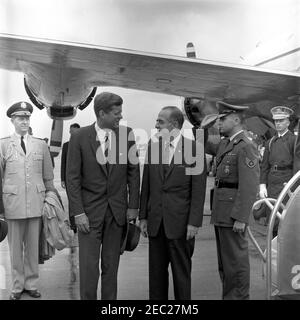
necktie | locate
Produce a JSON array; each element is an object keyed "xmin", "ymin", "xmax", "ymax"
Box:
[
  {"xmin": 223, "ymin": 137, "xmax": 230, "ymax": 147},
  {"xmin": 163, "ymin": 142, "xmax": 173, "ymax": 177},
  {"xmin": 21, "ymin": 136, "xmax": 26, "ymax": 154},
  {"xmin": 104, "ymin": 134, "xmax": 109, "ymax": 170}
]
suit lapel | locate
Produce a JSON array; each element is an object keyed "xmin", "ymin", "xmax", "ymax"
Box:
[
  {"xmin": 216, "ymin": 133, "xmax": 243, "ymax": 167},
  {"xmin": 164, "ymin": 136, "xmax": 183, "ymax": 181},
  {"xmin": 88, "ymin": 124, "xmax": 107, "ymax": 176},
  {"xmin": 216, "ymin": 140, "xmax": 233, "ymax": 167}
]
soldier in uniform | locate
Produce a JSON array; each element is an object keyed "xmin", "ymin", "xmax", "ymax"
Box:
[
  {"xmin": 0, "ymin": 101, "xmax": 55, "ymax": 300},
  {"xmin": 259, "ymin": 106, "xmax": 296, "ymax": 237},
  {"xmin": 205, "ymin": 101, "xmax": 260, "ymax": 300}
]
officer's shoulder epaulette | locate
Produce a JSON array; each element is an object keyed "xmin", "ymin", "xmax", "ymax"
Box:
[
  {"xmin": 240, "ymin": 134, "xmax": 253, "ymax": 144},
  {"xmin": 232, "ymin": 135, "xmax": 246, "ymax": 145},
  {"xmin": 0, "ymin": 136, "xmax": 10, "ymax": 140},
  {"xmin": 32, "ymin": 136, "xmax": 44, "ymax": 141}
]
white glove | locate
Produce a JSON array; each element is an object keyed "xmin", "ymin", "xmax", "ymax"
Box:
[{"xmin": 259, "ymin": 184, "xmax": 268, "ymax": 199}]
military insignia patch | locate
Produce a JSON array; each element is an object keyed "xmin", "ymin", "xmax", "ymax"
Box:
[
  {"xmin": 224, "ymin": 165, "xmax": 230, "ymax": 174},
  {"xmin": 245, "ymin": 157, "xmax": 257, "ymax": 168},
  {"xmin": 21, "ymin": 102, "xmax": 27, "ymax": 109}
]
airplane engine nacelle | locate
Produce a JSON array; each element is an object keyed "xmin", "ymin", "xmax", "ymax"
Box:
[
  {"xmin": 24, "ymin": 77, "xmax": 44, "ymax": 110},
  {"xmin": 46, "ymin": 87, "xmax": 96, "ymax": 120},
  {"xmin": 183, "ymin": 97, "xmax": 218, "ymax": 127},
  {"xmin": 46, "ymin": 105, "xmax": 77, "ymax": 120},
  {"xmin": 24, "ymin": 75, "xmax": 97, "ymax": 120},
  {"xmin": 183, "ymin": 97, "xmax": 204, "ymax": 127}
]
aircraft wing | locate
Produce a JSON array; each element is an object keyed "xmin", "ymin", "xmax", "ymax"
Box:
[{"xmin": 0, "ymin": 33, "xmax": 300, "ymax": 106}]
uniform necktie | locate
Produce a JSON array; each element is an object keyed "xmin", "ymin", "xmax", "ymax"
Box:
[
  {"xmin": 21, "ymin": 136, "xmax": 26, "ymax": 154},
  {"xmin": 223, "ymin": 137, "xmax": 230, "ymax": 147}
]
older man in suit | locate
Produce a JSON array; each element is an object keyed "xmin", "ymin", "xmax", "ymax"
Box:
[
  {"xmin": 139, "ymin": 106, "xmax": 207, "ymax": 300},
  {"xmin": 0, "ymin": 101, "xmax": 54, "ymax": 300},
  {"xmin": 66, "ymin": 92, "xmax": 140, "ymax": 300}
]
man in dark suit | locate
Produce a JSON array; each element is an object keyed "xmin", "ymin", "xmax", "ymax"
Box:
[
  {"xmin": 66, "ymin": 92, "xmax": 140, "ymax": 300},
  {"xmin": 61, "ymin": 123, "xmax": 80, "ymax": 190},
  {"xmin": 139, "ymin": 106, "xmax": 207, "ymax": 300},
  {"xmin": 205, "ymin": 101, "xmax": 260, "ymax": 300},
  {"xmin": 60, "ymin": 123, "xmax": 80, "ymax": 231}
]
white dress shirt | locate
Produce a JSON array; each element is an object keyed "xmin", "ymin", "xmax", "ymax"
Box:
[
  {"xmin": 94, "ymin": 122, "xmax": 112, "ymax": 155},
  {"xmin": 165, "ymin": 133, "xmax": 181, "ymax": 164},
  {"xmin": 14, "ymin": 132, "xmax": 29, "ymax": 150}
]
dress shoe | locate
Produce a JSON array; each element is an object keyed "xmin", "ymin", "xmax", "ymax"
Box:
[
  {"xmin": 23, "ymin": 289, "xmax": 41, "ymax": 298},
  {"xmin": 9, "ymin": 292, "xmax": 22, "ymax": 300}
]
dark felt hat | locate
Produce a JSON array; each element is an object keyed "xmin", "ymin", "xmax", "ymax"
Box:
[{"xmin": 120, "ymin": 221, "xmax": 141, "ymax": 254}]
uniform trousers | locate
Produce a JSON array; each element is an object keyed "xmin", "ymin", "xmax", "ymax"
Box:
[
  {"xmin": 78, "ymin": 206, "xmax": 123, "ymax": 300},
  {"xmin": 7, "ymin": 217, "xmax": 41, "ymax": 293},
  {"xmin": 149, "ymin": 223, "xmax": 195, "ymax": 300},
  {"xmin": 214, "ymin": 226, "xmax": 250, "ymax": 300}
]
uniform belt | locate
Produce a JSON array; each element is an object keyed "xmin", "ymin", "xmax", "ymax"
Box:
[
  {"xmin": 215, "ymin": 179, "xmax": 238, "ymax": 189},
  {"xmin": 272, "ymin": 164, "xmax": 293, "ymax": 171}
]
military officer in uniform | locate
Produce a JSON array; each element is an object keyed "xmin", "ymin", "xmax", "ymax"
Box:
[
  {"xmin": 259, "ymin": 106, "xmax": 296, "ymax": 237},
  {"xmin": 0, "ymin": 101, "xmax": 55, "ymax": 300},
  {"xmin": 205, "ymin": 101, "xmax": 260, "ymax": 300}
]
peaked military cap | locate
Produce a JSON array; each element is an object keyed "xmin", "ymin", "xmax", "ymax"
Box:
[
  {"xmin": 7, "ymin": 101, "xmax": 33, "ymax": 118},
  {"xmin": 200, "ymin": 113, "xmax": 219, "ymax": 129},
  {"xmin": 271, "ymin": 106, "xmax": 293, "ymax": 120},
  {"xmin": 216, "ymin": 101, "xmax": 249, "ymax": 119}
]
